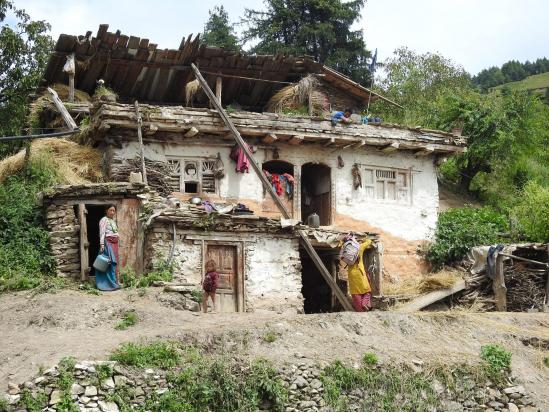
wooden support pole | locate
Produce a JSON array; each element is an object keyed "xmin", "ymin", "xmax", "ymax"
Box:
[
  {"xmin": 191, "ymin": 63, "xmax": 354, "ymax": 311},
  {"xmin": 493, "ymin": 254, "xmax": 507, "ymax": 311},
  {"xmin": 78, "ymin": 204, "xmax": 89, "ymax": 281},
  {"xmin": 134, "ymin": 100, "xmax": 148, "ymax": 185},
  {"xmin": 545, "ymin": 244, "xmax": 549, "ymax": 307},
  {"xmin": 47, "ymin": 87, "xmax": 77, "ymax": 130},
  {"xmin": 215, "ymin": 76, "xmax": 222, "ymax": 104}
]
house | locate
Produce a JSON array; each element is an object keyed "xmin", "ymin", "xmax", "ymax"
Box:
[{"xmin": 39, "ymin": 25, "xmax": 466, "ymax": 313}]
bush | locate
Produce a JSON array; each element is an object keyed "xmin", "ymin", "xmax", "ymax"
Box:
[
  {"xmin": 0, "ymin": 154, "xmax": 58, "ymax": 292},
  {"xmin": 115, "ymin": 310, "xmax": 139, "ymax": 330},
  {"xmin": 425, "ymin": 206, "xmax": 508, "ymax": 269},
  {"xmin": 480, "ymin": 344, "xmax": 512, "ymax": 380},
  {"xmin": 512, "ymin": 182, "xmax": 549, "ymax": 242}
]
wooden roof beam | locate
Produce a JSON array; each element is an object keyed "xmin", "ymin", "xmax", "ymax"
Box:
[
  {"xmin": 380, "ymin": 142, "xmax": 399, "ymax": 153},
  {"xmin": 323, "ymin": 137, "xmax": 335, "ymax": 147},
  {"xmin": 263, "ymin": 133, "xmax": 278, "ymax": 143},
  {"xmin": 289, "ymin": 135, "xmax": 304, "ymax": 145},
  {"xmin": 414, "ymin": 146, "xmax": 435, "ymax": 157}
]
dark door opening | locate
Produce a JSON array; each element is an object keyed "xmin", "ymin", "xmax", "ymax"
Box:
[
  {"xmin": 85, "ymin": 204, "xmax": 106, "ymax": 277},
  {"xmin": 301, "ymin": 163, "xmax": 331, "ymax": 225},
  {"xmin": 300, "ymin": 248, "xmax": 342, "ymax": 313}
]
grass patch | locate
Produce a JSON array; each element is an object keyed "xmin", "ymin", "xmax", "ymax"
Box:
[
  {"xmin": 109, "ymin": 341, "xmax": 181, "ymax": 369},
  {"xmin": 362, "ymin": 352, "xmax": 378, "ymax": 366},
  {"xmin": 262, "ymin": 330, "xmax": 278, "ymax": 343},
  {"xmin": 120, "ymin": 260, "xmax": 174, "ymax": 289},
  {"xmin": 115, "ymin": 310, "xmax": 139, "ymax": 330}
]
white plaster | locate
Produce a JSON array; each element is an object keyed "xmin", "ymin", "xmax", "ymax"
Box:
[
  {"xmin": 245, "ymin": 237, "xmax": 302, "ymax": 312},
  {"xmin": 118, "ymin": 141, "xmax": 439, "ymax": 241}
]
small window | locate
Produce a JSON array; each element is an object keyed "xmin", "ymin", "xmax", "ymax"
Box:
[
  {"xmin": 166, "ymin": 157, "xmax": 219, "ymax": 194},
  {"xmin": 364, "ymin": 166, "xmax": 410, "ymax": 204}
]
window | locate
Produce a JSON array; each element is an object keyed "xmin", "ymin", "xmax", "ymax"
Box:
[
  {"xmin": 166, "ymin": 158, "xmax": 218, "ymax": 194},
  {"xmin": 363, "ymin": 166, "xmax": 410, "ymax": 204}
]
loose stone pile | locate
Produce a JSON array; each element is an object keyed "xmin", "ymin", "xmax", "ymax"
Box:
[{"xmin": 3, "ymin": 360, "xmax": 541, "ymax": 412}]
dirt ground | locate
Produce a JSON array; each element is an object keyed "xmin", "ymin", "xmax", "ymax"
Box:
[{"xmin": 1, "ymin": 288, "xmax": 548, "ymax": 409}]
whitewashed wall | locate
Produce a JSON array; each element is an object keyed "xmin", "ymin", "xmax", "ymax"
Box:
[
  {"xmin": 244, "ymin": 237, "xmax": 302, "ymax": 312},
  {"xmin": 119, "ymin": 141, "xmax": 439, "ymax": 241}
]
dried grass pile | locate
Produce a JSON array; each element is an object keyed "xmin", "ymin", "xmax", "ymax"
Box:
[
  {"xmin": 265, "ymin": 75, "xmax": 329, "ymax": 115},
  {"xmin": 383, "ymin": 269, "xmax": 462, "ymax": 296},
  {"xmin": 28, "ymin": 83, "xmax": 91, "ymax": 129},
  {"xmin": 0, "ymin": 138, "xmax": 102, "ymax": 184}
]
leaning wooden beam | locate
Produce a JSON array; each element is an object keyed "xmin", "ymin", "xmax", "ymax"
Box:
[
  {"xmin": 191, "ymin": 63, "xmax": 354, "ymax": 311},
  {"xmin": 397, "ymin": 279, "xmax": 467, "ymax": 312},
  {"xmin": 134, "ymin": 101, "xmax": 148, "ymax": 185},
  {"xmin": 47, "ymin": 87, "xmax": 77, "ymax": 130}
]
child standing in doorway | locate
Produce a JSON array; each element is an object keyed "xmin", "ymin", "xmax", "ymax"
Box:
[{"xmin": 202, "ymin": 260, "xmax": 219, "ymax": 313}]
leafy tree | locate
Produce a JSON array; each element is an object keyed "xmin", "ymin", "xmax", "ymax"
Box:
[
  {"xmin": 202, "ymin": 5, "xmax": 240, "ymax": 50},
  {"xmin": 373, "ymin": 47, "xmax": 471, "ymax": 126},
  {"xmin": 242, "ymin": 0, "xmax": 371, "ymax": 84},
  {"xmin": 501, "ymin": 60, "xmax": 527, "ymax": 82},
  {"xmin": 0, "ymin": 0, "xmax": 53, "ymax": 155}
]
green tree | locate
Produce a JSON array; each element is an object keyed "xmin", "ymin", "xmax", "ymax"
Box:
[
  {"xmin": 242, "ymin": 0, "xmax": 371, "ymax": 84},
  {"xmin": 202, "ymin": 5, "xmax": 239, "ymax": 50},
  {"xmin": 0, "ymin": 0, "xmax": 53, "ymax": 155},
  {"xmin": 374, "ymin": 47, "xmax": 471, "ymax": 126}
]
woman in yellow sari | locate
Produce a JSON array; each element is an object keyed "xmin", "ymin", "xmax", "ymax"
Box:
[{"xmin": 346, "ymin": 239, "xmax": 373, "ymax": 311}]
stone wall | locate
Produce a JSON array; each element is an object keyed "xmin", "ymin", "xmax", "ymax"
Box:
[{"xmin": 45, "ymin": 203, "xmax": 80, "ymax": 278}]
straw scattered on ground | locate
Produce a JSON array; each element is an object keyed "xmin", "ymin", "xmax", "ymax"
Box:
[
  {"xmin": 383, "ymin": 269, "xmax": 463, "ymax": 296},
  {"xmin": 0, "ymin": 138, "xmax": 102, "ymax": 184}
]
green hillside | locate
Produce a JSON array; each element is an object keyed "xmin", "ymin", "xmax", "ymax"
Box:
[{"xmin": 493, "ymin": 71, "xmax": 549, "ymax": 94}]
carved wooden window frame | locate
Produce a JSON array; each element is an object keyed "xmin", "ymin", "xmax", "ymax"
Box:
[
  {"xmin": 363, "ymin": 166, "xmax": 411, "ymax": 204},
  {"xmin": 166, "ymin": 157, "xmax": 218, "ymax": 194}
]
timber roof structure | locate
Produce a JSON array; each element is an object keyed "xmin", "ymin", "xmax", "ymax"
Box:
[
  {"xmin": 41, "ymin": 24, "xmax": 398, "ymax": 110},
  {"xmin": 90, "ymin": 102, "xmax": 466, "ymax": 154}
]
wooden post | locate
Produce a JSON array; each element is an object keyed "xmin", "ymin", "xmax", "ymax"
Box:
[
  {"xmin": 63, "ymin": 53, "xmax": 76, "ymax": 103},
  {"xmin": 68, "ymin": 74, "xmax": 75, "ymax": 103},
  {"xmin": 134, "ymin": 100, "xmax": 148, "ymax": 185},
  {"xmin": 215, "ymin": 76, "xmax": 222, "ymax": 104},
  {"xmin": 191, "ymin": 63, "xmax": 354, "ymax": 311},
  {"xmin": 47, "ymin": 87, "xmax": 77, "ymax": 130},
  {"xmin": 78, "ymin": 204, "xmax": 89, "ymax": 281},
  {"xmin": 493, "ymin": 254, "xmax": 507, "ymax": 311},
  {"xmin": 545, "ymin": 244, "xmax": 549, "ymax": 307}
]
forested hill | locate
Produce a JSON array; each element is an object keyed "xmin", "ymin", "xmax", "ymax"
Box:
[
  {"xmin": 473, "ymin": 58, "xmax": 549, "ymax": 91},
  {"xmin": 493, "ymin": 71, "xmax": 549, "ymax": 98}
]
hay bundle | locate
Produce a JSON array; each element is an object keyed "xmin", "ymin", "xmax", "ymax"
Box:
[
  {"xmin": 185, "ymin": 79, "xmax": 200, "ymax": 107},
  {"xmin": 0, "ymin": 138, "xmax": 102, "ymax": 184},
  {"xmin": 265, "ymin": 75, "xmax": 328, "ymax": 115}
]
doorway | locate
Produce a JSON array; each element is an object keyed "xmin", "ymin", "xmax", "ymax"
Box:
[
  {"xmin": 300, "ymin": 248, "xmax": 342, "ymax": 313},
  {"xmin": 301, "ymin": 163, "xmax": 332, "ymax": 225},
  {"xmin": 205, "ymin": 243, "xmax": 243, "ymax": 312},
  {"xmin": 85, "ymin": 204, "xmax": 107, "ymax": 277},
  {"xmin": 262, "ymin": 160, "xmax": 295, "ymax": 217}
]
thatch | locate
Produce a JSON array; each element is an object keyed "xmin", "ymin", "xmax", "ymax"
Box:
[
  {"xmin": 265, "ymin": 75, "xmax": 329, "ymax": 115},
  {"xmin": 383, "ymin": 269, "xmax": 463, "ymax": 296},
  {"xmin": 185, "ymin": 79, "xmax": 200, "ymax": 107},
  {"xmin": 0, "ymin": 138, "xmax": 102, "ymax": 184}
]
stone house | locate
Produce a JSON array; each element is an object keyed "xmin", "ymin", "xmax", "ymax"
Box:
[{"xmin": 39, "ymin": 25, "xmax": 466, "ymax": 313}]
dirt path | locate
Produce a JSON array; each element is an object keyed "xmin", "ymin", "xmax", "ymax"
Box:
[{"xmin": 1, "ymin": 289, "xmax": 548, "ymax": 409}]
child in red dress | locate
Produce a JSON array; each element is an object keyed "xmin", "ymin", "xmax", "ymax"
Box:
[{"xmin": 202, "ymin": 260, "xmax": 219, "ymax": 313}]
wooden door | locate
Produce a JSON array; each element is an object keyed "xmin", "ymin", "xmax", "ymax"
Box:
[{"xmin": 205, "ymin": 244, "xmax": 242, "ymax": 312}]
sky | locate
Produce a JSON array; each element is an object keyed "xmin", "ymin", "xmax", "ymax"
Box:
[{"xmin": 11, "ymin": 0, "xmax": 549, "ymax": 75}]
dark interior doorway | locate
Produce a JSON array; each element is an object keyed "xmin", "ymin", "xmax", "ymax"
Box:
[
  {"xmin": 301, "ymin": 163, "xmax": 331, "ymax": 225},
  {"xmin": 85, "ymin": 204, "xmax": 105, "ymax": 277},
  {"xmin": 300, "ymin": 248, "xmax": 341, "ymax": 313}
]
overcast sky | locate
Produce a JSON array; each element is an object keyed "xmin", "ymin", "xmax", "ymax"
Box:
[{"xmin": 13, "ymin": 0, "xmax": 549, "ymax": 75}]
